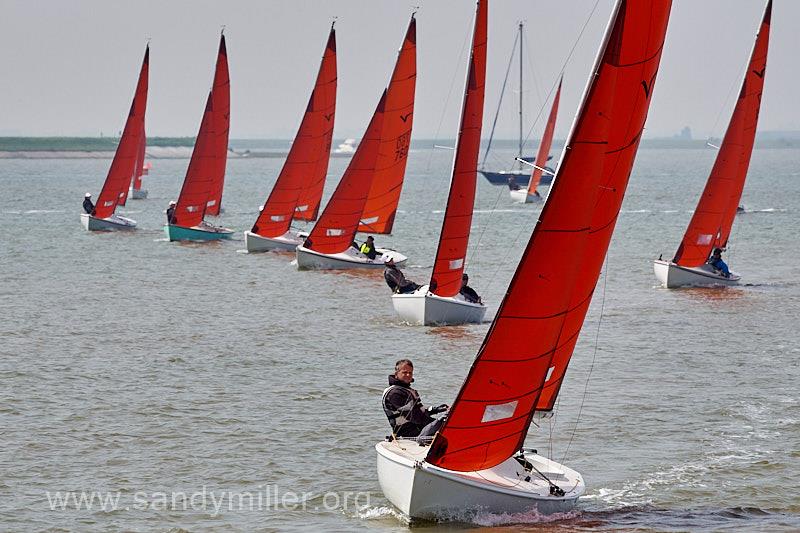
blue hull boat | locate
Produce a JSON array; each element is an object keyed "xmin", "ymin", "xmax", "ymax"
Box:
[
  {"xmin": 165, "ymin": 223, "xmax": 234, "ymax": 242},
  {"xmin": 480, "ymin": 168, "xmax": 554, "ymax": 187}
]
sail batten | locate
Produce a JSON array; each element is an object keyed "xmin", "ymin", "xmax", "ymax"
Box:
[
  {"xmin": 429, "ymin": 0, "xmax": 487, "ymax": 298},
  {"xmin": 673, "ymin": 0, "xmax": 770, "ymax": 266},
  {"xmin": 252, "ymin": 25, "xmax": 337, "ymax": 237},
  {"xmin": 426, "ymin": 0, "xmax": 672, "ymax": 473},
  {"xmin": 94, "ymin": 45, "xmax": 149, "ymax": 219}
]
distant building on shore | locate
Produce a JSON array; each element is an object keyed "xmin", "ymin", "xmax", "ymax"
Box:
[{"xmin": 673, "ymin": 126, "xmax": 692, "ymax": 140}]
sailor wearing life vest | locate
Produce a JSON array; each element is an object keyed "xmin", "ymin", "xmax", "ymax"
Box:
[{"xmin": 382, "ymin": 359, "xmax": 448, "ymax": 439}]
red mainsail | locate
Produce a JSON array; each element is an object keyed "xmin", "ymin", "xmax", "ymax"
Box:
[
  {"xmin": 527, "ymin": 77, "xmax": 561, "ymax": 193},
  {"xmin": 251, "ymin": 25, "xmax": 337, "ymax": 238},
  {"xmin": 357, "ymin": 16, "xmax": 417, "ymax": 235},
  {"xmin": 429, "ymin": 0, "xmax": 486, "ymax": 298},
  {"xmin": 304, "ymin": 92, "xmax": 386, "ymax": 254},
  {"xmin": 293, "ymin": 28, "xmax": 338, "ymax": 223},
  {"xmin": 673, "ymin": 1, "xmax": 771, "ymax": 266},
  {"xmin": 94, "ymin": 45, "xmax": 149, "ymax": 219},
  {"xmin": 205, "ymin": 34, "xmax": 230, "ymax": 217},
  {"xmin": 426, "ymin": 0, "xmax": 672, "ymax": 473},
  {"xmin": 174, "ymin": 92, "xmax": 216, "ymax": 228}
]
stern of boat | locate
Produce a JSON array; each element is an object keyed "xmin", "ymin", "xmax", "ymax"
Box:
[{"xmin": 244, "ymin": 230, "xmax": 300, "ymax": 253}]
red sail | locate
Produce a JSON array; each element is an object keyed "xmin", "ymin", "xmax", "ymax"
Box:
[
  {"xmin": 119, "ymin": 124, "xmax": 146, "ymax": 206},
  {"xmin": 304, "ymin": 92, "xmax": 386, "ymax": 254},
  {"xmin": 293, "ymin": 28, "xmax": 338, "ymax": 223},
  {"xmin": 94, "ymin": 46, "xmax": 149, "ymax": 219},
  {"xmin": 252, "ymin": 25, "xmax": 337, "ymax": 238},
  {"xmin": 429, "ymin": 0, "xmax": 486, "ymax": 297},
  {"xmin": 527, "ymin": 77, "xmax": 561, "ymax": 192},
  {"xmin": 357, "ymin": 16, "xmax": 417, "ymax": 235},
  {"xmin": 132, "ymin": 128, "xmax": 146, "ymax": 191},
  {"xmin": 426, "ymin": 0, "xmax": 672, "ymax": 473},
  {"xmin": 174, "ymin": 92, "xmax": 216, "ymax": 227},
  {"xmin": 674, "ymin": 1, "xmax": 771, "ymax": 266},
  {"xmin": 205, "ymin": 34, "xmax": 230, "ymax": 216}
]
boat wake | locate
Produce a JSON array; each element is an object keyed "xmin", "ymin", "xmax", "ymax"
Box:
[
  {"xmin": 356, "ymin": 505, "xmax": 409, "ymax": 523},
  {"xmin": 471, "ymin": 508, "xmax": 581, "ymax": 526}
]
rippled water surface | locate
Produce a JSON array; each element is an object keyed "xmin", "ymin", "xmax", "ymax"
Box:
[{"xmin": 1, "ymin": 147, "xmax": 799, "ymax": 531}]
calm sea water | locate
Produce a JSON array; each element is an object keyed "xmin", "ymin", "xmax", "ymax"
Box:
[{"xmin": 1, "ymin": 146, "xmax": 799, "ymax": 531}]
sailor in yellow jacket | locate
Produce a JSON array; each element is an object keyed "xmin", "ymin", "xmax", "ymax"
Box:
[{"xmin": 359, "ymin": 235, "xmax": 378, "ymax": 260}]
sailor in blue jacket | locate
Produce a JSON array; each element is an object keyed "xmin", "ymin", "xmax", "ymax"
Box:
[{"xmin": 708, "ymin": 248, "xmax": 730, "ymax": 278}]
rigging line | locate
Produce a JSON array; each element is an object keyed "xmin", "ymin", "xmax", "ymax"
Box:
[
  {"xmin": 464, "ymin": 181, "xmax": 508, "ymax": 281},
  {"xmin": 561, "ymin": 252, "xmax": 608, "ymax": 466},
  {"xmin": 522, "ymin": 25, "xmax": 544, "ymax": 115},
  {"xmin": 481, "ymin": 29, "xmax": 520, "ymax": 169},
  {"xmin": 708, "ymin": 33, "xmax": 756, "ymax": 142},
  {"xmin": 424, "ymin": 25, "xmax": 471, "ymax": 174},
  {"xmin": 521, "ymin": 0, "xmax": 601, "ymax": 149}
]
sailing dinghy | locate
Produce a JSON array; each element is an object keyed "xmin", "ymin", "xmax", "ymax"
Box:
[
  {"xmin": 165, "ymin": 33, "xmax": 233, "ymax": 242},
  {"xmin": 390, "ymin": 3, "xmax": 486, "ymax": 326},
  {"xmin": 479, "ymin": 22, "xmax": 554, "ymax": 188},
  {"xmin": 81, "ymin": 45, "xmax": 149, "ymax": 231},
  {"xmin": 510, "ymin": 77, "xmax": 561, "ymax": 203},
  {"xmin": 378, "ymin": 0, "xmax": 671, "ymax": 519},
  {"xmin": 245, "ymin": 24, "xmax": 337, "ymax": 252},
  {"xmin": 654, "ymin": 0, "xmax": 771, "ymax": 288},
  {"xmin": 295, "ymin": 15, "xmax": 416, "ymax": 269}
]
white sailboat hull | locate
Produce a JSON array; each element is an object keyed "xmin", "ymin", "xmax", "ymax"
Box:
[
  {"xmin": 653, "ymin": 259, "xmax": 741, "ymax": 288},
  {"xmin": 244, "ymin": 230, "xmax": 301, "ymax": 252},
  {"xmin": 295, "ymin": 245, "xmax": 407, "ymax": 270},
  {"xmin": 391, "ymin": 285, "xmax": 487, "ymax": 325},
  {"xmin": 376, "ymin": 440, "xmax": 584, "ymax": 521},
  {"xmin": 80, "ymin": 213, "xmax": 137, "ymax": 231},
  {"xmin": 509, "ymin": 188, "xmax": 542, "ymax": 204},
  {"xmin": 129, "ymin": 188, "xmax": 148, "ymax": 199}
]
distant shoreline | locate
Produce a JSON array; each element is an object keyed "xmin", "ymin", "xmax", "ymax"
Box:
[{"xmin": 0, "ymin": 135, "xmax": 797, "ymax": 159}]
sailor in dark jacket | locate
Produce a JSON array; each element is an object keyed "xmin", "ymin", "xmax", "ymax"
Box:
[
  {"xmin": 83, "ymin": 193, "xmax": 95, "ymax": 215},
  {"xmin": 166, "ymin": 200, "xmax": 177, "ymax": 224},
  {"xmin": 382, "ymin": 359, "xmax": 448, "ymax": 439}
]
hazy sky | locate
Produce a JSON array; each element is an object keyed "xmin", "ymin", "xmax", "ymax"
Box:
[{"xmin": 0, "ymin": 0, "xmax": 796, "ymax": 140}]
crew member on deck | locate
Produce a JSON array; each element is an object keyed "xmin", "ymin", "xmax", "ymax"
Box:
[
  {"xmin": 83, "ymin": 193, "xmax": 95, "ymax": 215},
  {"xmin": 382, "ymin": 359, "xmax": 448, "ymax": 439},
  {"xmin": 384, "ymin": 258, "xmax": 420, "ymax": 294},
  {"xmin": 360, "ymin": 236, "xmax": 378, "ymax": 260},
  {"xmin": 459, "ymin": 273, "xmax": 482, "ymax": 304},
  {"xmin": 708, "ymin": 247, "xmax": 731, "ymax": 278},
  {"xmin": 507, "ymin": 176, "xmax": 520, "ymax": 191},
  {"xmin": 166, "ymin": 201, "xmax": 177, "ymax": 224}
]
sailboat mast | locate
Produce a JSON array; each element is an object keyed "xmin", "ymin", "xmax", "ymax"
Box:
[{"xmin": 518, "ymin": 21, "xmax": 523, "ymax": 166}]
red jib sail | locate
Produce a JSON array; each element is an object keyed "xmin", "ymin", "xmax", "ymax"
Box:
[
  {"xmin": 94, "ymin": 45, "xmax": 149, "ymax": 219},
  {"xmin": 429, "ymin": 0, "xmax": 486, "ymax": 297},
  {"xmin": 206, "ymin": 34, "xmax": 230, "ymax": 217},
  {"xmin": 251, "ymin": 24, "xmax": 337, "ymax": 238},
  {"xmin": 304, "ymin": 91, "xmax": 386, "ymax": 254},
  {"xmin": 357, "ymin": 16, "xmax": 417, "ymax": 235},
  {"xmin": 426, "ymin": 0, "xmax": 672, "ymax": 473},
  {"xmin": 673, "ymin": 1, "xmax": 771, "ymax": 267},
  {"xmin": 527, "ymin": 77, "xmax": 561, "ymax": 193},
  {"xmin": 173, "ymin": 92, "xmax": 216, "ymax": 228}
]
